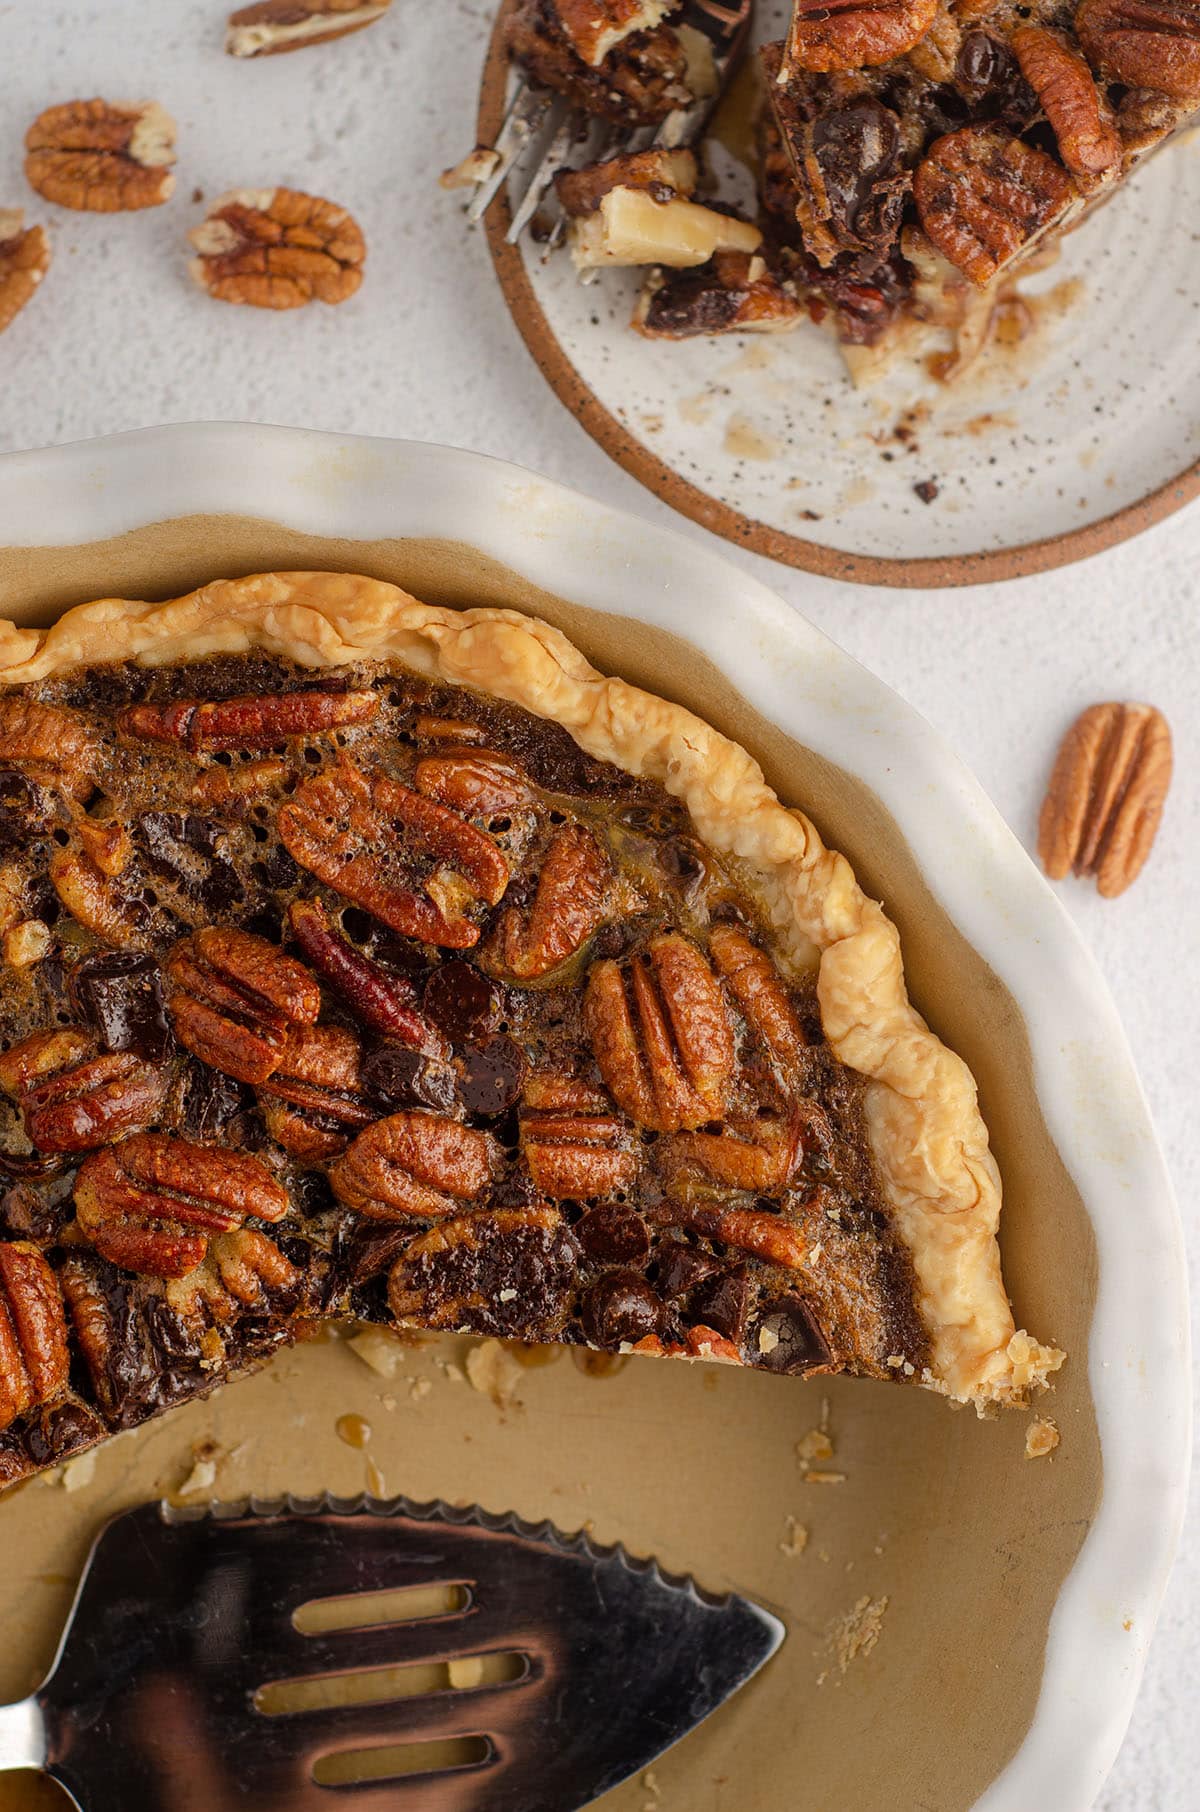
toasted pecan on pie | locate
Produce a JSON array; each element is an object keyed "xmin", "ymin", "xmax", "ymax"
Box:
[{"xmin": 0, "ymin": 572, "xmax": 1061, "ymax": 1486}]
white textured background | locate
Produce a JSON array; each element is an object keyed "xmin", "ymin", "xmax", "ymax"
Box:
[{"xmin": 1, "ymin": 3, "xmax": 1196, "ymax": 1807}]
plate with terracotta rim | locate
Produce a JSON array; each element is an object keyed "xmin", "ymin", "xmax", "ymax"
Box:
[{"xmin": 475, "ymin": 0, "xmax": 1200, "ymax": 589}]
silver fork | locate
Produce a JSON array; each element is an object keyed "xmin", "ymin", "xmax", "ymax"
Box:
[
  {"xmin": 0, "ymin": 1492, "xmax": 784, "ymax": 1811},
  {"xmin": 468, "ymin": 0, "xmax": 756, "ymax": 252}
]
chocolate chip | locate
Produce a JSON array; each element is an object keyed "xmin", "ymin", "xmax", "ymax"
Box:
[
  {"xmin": 423, "ymin": 960, "xmax": 500, "ymax": 1043},
  {"xmin": 0, "ymin": 770, "xmax": 46, "ymax": 853},
  {"xmin": 691, "ymin": 1266, "xmax": 751, "ymax": 1344},
  {"xmin": 752, "ymin": 1297, "xmax": 831, "ymax": 1375},
  {"xmin": 576, "ymin": 1206, "xmax": 650, "ymax": 1265},
  {"xmin": 656, "ymin": 1242, "xmax": 720, "ymax": 1301},
  {"xmin": 811, "ymin": 99, "xmax": 905, "ymax": 254},
  {"xmin": 581, "ymin": 1271, "xmax": 662, "ymax": 1348},
  {"xmin": 457, "ymin": 1035, "xmax": 526, "ymax": 1117},
  {"xmin": 363, "ymin": 1043, "xmax": 459, "ymax": 1115},
  {"xmin": 70, "ymin": 951, "xmax": 173, "ymax": 1063},
  {"xmin": 914, "ymin": 479, "xmax": 939, "ymax": 504}
]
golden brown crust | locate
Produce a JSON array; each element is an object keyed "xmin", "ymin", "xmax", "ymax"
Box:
[{"xmin": 0, "ymin": 571, "xmax": 1062, "ymax": 1405}]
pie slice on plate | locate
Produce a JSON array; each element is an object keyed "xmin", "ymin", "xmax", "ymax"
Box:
[{"xmin": 0, "ymin": 573, "xmax": 1062, "ymax": 1486}]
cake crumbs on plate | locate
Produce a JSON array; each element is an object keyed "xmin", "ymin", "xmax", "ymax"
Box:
[
  {"xmin": 1025, "ymin": 1416, "xmax": 1060, "ymax": 1459},
  {"xmin": 347, "ymin": 1327, "xmax": 408, "ymax": 1378},
  {"xmin": 779, "ymin": 1515, "xmax": 809, "ymax": 1556},
  {"xmin": 830, "ymin": 1594, "xmax": 889, "ymax": 1674},
  {"xmin": 802, "ymin": 1469, "xmax": 847, "ymax": 1486},
  {"xmin": 641, "ymin": 1767, "xmax": 662, "ymax": 1809},
  {"xmin": 408, "ymin": 1376, "xmax": 432, "ymax": 1403},
  {"xmin": 59, "ymin": 1449, "xmax": 97, "ymax": 1493},
  {"xmin": 175, "ymin": 1438, "xmax": 221, "ymax": 1499},
  {"xmin": 796, "ymin": 1428, "xmax": 834, "ymax": 1466}
]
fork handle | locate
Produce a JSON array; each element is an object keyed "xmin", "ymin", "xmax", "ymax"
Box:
[{"xmin": 0, "ymin": 1697, "xmax": 45, "ymax": 1772}]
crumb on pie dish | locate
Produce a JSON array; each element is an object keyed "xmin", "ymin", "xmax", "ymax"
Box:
[
  {"xmin": 0, "ymin": 571, "xmax": 1062, "ymax": 1487},
  {"xmin": 476, "ymin": 0, "xmax": 1200, "ymax": 380}
]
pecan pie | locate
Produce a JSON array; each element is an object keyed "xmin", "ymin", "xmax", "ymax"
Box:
[{"xmin": 0, "ymin": 572, "xmax": 1061, "ymax": 1487}]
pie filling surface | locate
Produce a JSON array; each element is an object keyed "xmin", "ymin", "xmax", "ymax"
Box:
[{"xmin": 0, "ymin": 573, "xmax": 1061, "ymax": 1486}]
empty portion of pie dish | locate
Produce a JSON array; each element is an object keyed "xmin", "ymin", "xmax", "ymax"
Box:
[{"xmin": 0, "ymin": 571, "xmax": 1061, "ymax": 1487}]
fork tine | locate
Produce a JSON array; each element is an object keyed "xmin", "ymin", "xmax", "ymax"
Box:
[
  {"xmin": 505, "ymin": 110, "xmax": 578, "ymax": 243},
  {"xmin": 466, "ymin": 80, "xmax": 553, "ymax": 225}
]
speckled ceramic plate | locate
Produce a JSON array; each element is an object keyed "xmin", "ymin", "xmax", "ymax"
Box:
[{"xmin": 476, "ymin": 0, "xmax": 1200, "ymax": 586}]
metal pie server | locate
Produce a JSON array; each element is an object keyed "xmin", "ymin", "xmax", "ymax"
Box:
[{"xmin": 0, "ymin": 1492, "xmax": 784, "ymax": 1810}]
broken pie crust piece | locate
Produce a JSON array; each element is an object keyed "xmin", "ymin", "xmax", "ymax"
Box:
[{"xmin": 0, "ymin": 571, "xmax": 1062, "ymax": 1409}]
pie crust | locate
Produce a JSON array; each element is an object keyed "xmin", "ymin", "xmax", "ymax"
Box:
[{"xmin": 0, "ymin": 571, "xmax": 1063, "ymax": 1407}]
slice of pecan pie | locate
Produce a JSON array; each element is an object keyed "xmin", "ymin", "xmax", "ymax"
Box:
[{"xmin": 0, "ymin": 572, "xmax": 1061, "ymax": 1487}]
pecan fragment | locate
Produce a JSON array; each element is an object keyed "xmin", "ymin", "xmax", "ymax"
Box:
[
  {"xmin": 166, "ymin": 1229, "xmax": 303, "ymax": 1326},
  {"xmin": 520, "ymin": 1076, "xmax": 640, "ymax": 1198},
  {"xmin": 121, "ymin": 688, "xmax": 378, "ymax": 752},
  {"xmin": 1012, "ymin": 26, "xmax": 1122, "ymax": 184},
  {"xmin": 914, "ymin": 124, "xmax": 1076, "ymax": 286},
  {"xmin": 289, "ymin": 898, "xmax": 440, "ymax": 1049},
  {"xmin": 278, "ymin": 759, "xmax": 509, "ymax": 948},
  {"xmin": 330, "ymin": 1112, "xmax": 497, "ymax": 1221},
  {"xmin": 664, "ymin": 1114, "xmax": 803, "ymax": 1192},
  {"xmin": 0, "ymin": 1241, "xmax": 69, "ymax": 1432},
  {"xmin": 0, "ymin": 1029, "xmax": 169, "ymax": 1154},
  {"xmin": 388, "ymin": 1204, "xmax": 578, "ymax": 1336},
  {"xmin": 0, "ymin": 209, "xmax": 51, "ymax": 335},
  {"xmin": 49, "ymin": 845, "xmax": 146, "ymax": 948},
  {"xmin": 74, "ymin": 1133, "xmax": 289, "ymax": 1277},
  {"xmin": 25, "ymin": 100, "xmax": 176, "ymax": 212},
  {"xmin": 490, "ymin": 823, "xmax": 610, "ymax": 981},
  {"xmin": 258, "ymin": 1023, "xmax": 374, "ymax": 1160},
  {"xmin": 710, "ymin": 925, "xmax": 810, "ymax": 1069},
  {"xmin": 1037, "ymin": 702, "xmax": 1172, "ymax": 897},
  {"xmin": 585, "ymin": 932, "xmax": 734, "ymax": 1131},
  {"xmin": 189, "ymin": 188, "xmax": 366, "ymax": 309},
  {"xmin": 226, "ymin": 0, "xmax": 393, "ymax": 58},
  {"xmin": 0, "ymin": 696, "xmax": 99, "ymax": 799},
  {"xmin": 414, "ymin": 750, "xmax": 533, "ymax": 818},
  {"xmin": 165, "ymin": 927, "xmax": 321, "ymax": 1084},
  {"xmin": 1076, "ymin": 0, "xmax": 1200, "ymax": 101},
  {"xmin": 655, "ymin": 1202, "xmax": 808, "ymax": 1270},
  {"xmin": 555, "ymin": 0, "xmax": 679, "ymax": 66},
  {"xmin": 634, "ymin": 250, "xmax": 803, "ymax": 339},
  {"xmin": 785, "ymin": 0, "xmax": 938, "ymax": 72},
  {"xmin": 190, "ymin": 758, "xmax": 291, "ymax": 810}
]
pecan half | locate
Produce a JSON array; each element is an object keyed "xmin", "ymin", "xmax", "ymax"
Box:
[
  {"xmin": 165, "ymin": 927, "xmax": 321, "ymax": 1084},
  {"xmin": 0, "ymin": 1028, "xmax": 169, "ymax": 1154},
  {"xmin": 330, "ymin": 1112, "xmax": 497, "ymax": 1221},
  {"xmin": 388, "ymin": 1204, "xmax": 578, "ymax": 1336},
  {"xmin": 1012, "ymin": 26, "xmax": 1122, "ymax": 184},
  {"xmin": 288, "ymin": 898, "xmax": 441, "ymax": 1049},
  {"xmin": 555, "ymin": 1, "xmax": 679, "ymax": 66},
  {"xmin": 709, "ymin": 925, "xmax": 810, "ymax": 1069},
  {"xmin": 490, "ymin": 824, "xmax": 610, "ymax": 982},
  {"xmin": 1037, "ymin": 702, "xmax": 1172, "ymax": 897},
  {"xmin": 0, "ymin": 1241, "xmax": 69, "ymax": 1432},
  {"xmin": 258, "ymin": 1023, "xmax": 374, "ymax": 1160},
  {"xmin": 520, "ymin": 1076, "xmax": 640, "ymax": 1198},
  {"xmin": 121, "ymin": 688, "xmax": 378, "ymax": 753},
  {"xmin": 227, "ymin": 0, "xmax": 393, "ymax": 58},
  {"xmin": 663, "ymin": 1114, "xmax": 803, "ymax": 1192},
  {"xmin": 1076, "ymin": 0, "xmax": 1200, "ymax": 100},
  {"xmin": 585, "ymin": 933, "xmax": 734, "ymax": 1131},
  {"xmin": 914, "ymin": 124, "xmax": 1076, "ymax": 286},
  {"xmin": 166, "ymin": 1228, "xmax": 303, "ymax": 1325},
  {"xmin": 189, "ymin": 188, "xmax": 366, "ymax": 309},
  {"xmin": 25, "ymin": 99, "xmax": 176, "ymax": 211},
  {"xmin": 0, "ymin": 210, "xmax": 51, "ymax": 335},
  {"xmin": 278, "ymin": 759, "xmax": 509, "ymax": 947},
  {"xmin": 74, "ymin": 1134, "xmax": 289, "ymax": 1277},
  {"xmin": 785, "ymin": 0, "xmax": 938, "ymax": 72},
  {"xmin": 0, "ymin": 696, "xmax": 99, "ymax": 799},
  {"xmin": 414, "ymin": 750, "xmax": 533, "ymax": 818}
]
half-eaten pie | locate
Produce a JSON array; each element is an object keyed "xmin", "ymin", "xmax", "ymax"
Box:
[{"xmin": 0, "ymin": 572, "xmax": 1061, "ymax": 1486}]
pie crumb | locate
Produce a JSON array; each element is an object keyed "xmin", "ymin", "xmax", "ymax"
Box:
[
  {"xmin": 408, "ymin": 1376, "xmax": 432, "ymax": 1403},
  {"xmin": 60, "ymin": 1448, "xmax": 97, "ymax": 1493},
  {"xmin": 802, "ymin": 1469, "xmax": 846, "ymax": 1486},
  {"xmin": 779, "ymin": 1515, "xmax": 809, "ymax": 1556},
  {"xmin": 176, "ymin": 1442, "xmax": 220, "ymax": 1498},
  {"xmin": 465, "ymin": 1339, "xmax": 524, "ymax": 1410},
  {"xmin": 796, "ymin": 1428, "xmax": 834, "ymax": 1465},
  {"xmin": 348, "ymin": 1327, "xmax": 408, "ymax": 1377},
  {"xmin": 1025, "ymin": 1416, "xmax": 1060, "ymax": 1459},
  {"xmin": 831, "ymin": 1594, "xmax": 889, "ymax": 1674},
  {"xmin": 641, "ymin": 1768, "xmax": 662, "ymax": 1809}
]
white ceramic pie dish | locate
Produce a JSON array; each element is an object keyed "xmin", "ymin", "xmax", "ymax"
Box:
[{"xmin": 0, "ymin": 423, "xmax": 1188, "ymax": 1811}]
